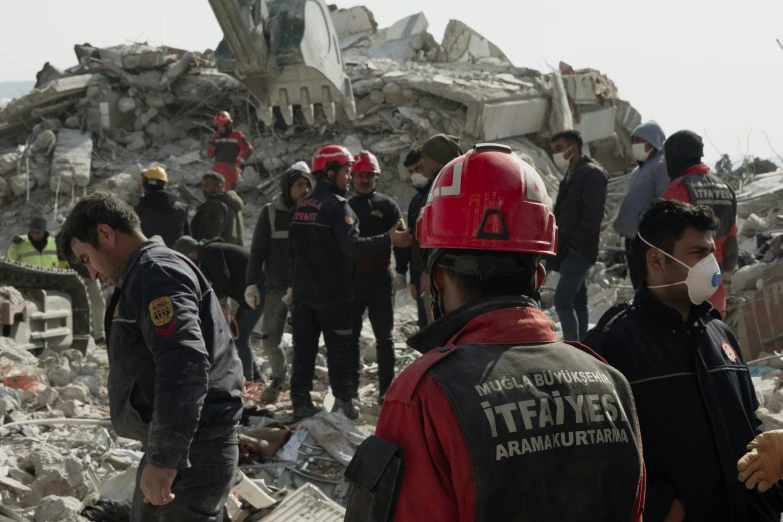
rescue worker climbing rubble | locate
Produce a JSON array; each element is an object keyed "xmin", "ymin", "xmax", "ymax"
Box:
[
  {"xmin": 208, "ymin": 111, "xmax": 253, "ymax": 191},
  {"xmin": 347, "ymin": 150, "xmax": 407, "ymax": 405},
  {"xmin": 344, "ymin": 144, "xmax": 645, "ymax": 522},
  {"xmin": 58, "ymin": 192, "xmax": 242, "ymax": 522},
  {"xmin": 287, "ymin": 144, "xmax": 413, "ymax": 421},
  {"xmin": 662, "ymin": 130, "xmax": 738, "ymax": 318}
]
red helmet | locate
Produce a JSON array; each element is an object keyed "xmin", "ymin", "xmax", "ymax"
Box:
[
  {"xmin": 312, "ymin": 144, "xmax": 354, "ymax": 173},
  {"xmin": 351, "ymin": 151, "xmax": 381, "ymax": 175},
  {"xmin": 417, "ymin": 143, "xmax": 557, "ymax": 257},
  {"xmin": 214, "ymin": 111, "xmax": 232, "ymax": 125}
]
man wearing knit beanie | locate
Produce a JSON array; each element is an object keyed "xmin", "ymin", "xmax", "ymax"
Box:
[
  {"xmin": 662, "ymin": 130, "xmax": 738, "ymax": 317},
  {"xmin": 404, "ymin": 134, "xmax": 464, "ymax": 328}
]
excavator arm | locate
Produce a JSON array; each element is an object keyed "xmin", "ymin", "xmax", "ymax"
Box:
[{"xmin": 208, "ymin": 0, "xmax": 356, "ymax": 126}]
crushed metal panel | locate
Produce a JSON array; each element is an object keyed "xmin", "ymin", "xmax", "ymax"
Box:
[
  {"xmin": 260, "ymin": 483, "xmax": 345, "ymax": 522},
  {"xmin": 577, "ymin": 104, "xmax": 617, "ymax": 143}
]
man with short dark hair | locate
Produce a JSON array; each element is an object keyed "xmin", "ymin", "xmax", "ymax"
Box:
[
  {"xmin": 344, "ymin": 144, "xmax": 645, "ymax": 522},
  {"xmin": 173, "ymin": 235, "xmax": 261, "ymax": 383},
  {"xmin": 287, "ymin": 144, "xmax": 412, "ymax": 421},
  {"xmin": 190, "ymin": 172, "xmax": 245, "ymax": 246},
  {"xmin": 549, "ymin": 130, "xmax": 608, "ymax": 341},
  {"xmin": 348, "ymin": 151, "xmax": 406, "ymax": 405},
  {"xmin": 662, "ymin": 130, "xmax": 738, "ymax": 317},
  {"xmin": 134, "ymin": 166, "xmax": 190, "ymax": 248},
  {"xmin": 58, "ymin": 192, "xmax": 242, "ymax": 522},
  {"xmin": 583, "ymin": 199, "xmax": 782, "ymax": 522}
]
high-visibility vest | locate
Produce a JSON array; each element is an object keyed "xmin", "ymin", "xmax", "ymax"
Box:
[{"xmin": 6, "ymin": 236, "xmax": 59, "ymax": 268}]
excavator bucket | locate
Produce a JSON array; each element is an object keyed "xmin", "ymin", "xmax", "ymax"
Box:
[{"xmin": 209, "ymin": 0, "xmax": 357, "ymax": 127}]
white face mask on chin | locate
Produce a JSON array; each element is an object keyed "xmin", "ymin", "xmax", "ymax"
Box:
[{"xmin": 638, "ymin": 234, "xmax": 722, "ymax": 305}]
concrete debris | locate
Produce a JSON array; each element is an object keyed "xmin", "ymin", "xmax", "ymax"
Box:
[
  {"xmin": 34, "ymin": 495, "xmax": 83, "ymax": 522},
  {"xmin": 441, "ymin": 19, "xmax": 509, "ymax": 64},
  {"xmin": 263, "ymin": 483, "xmax": 345, "ymax": 521}
]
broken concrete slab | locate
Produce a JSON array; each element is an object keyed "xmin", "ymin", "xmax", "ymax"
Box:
[
  {"xmin": 577, "ymin": 104, "xmax": 617, "ymax": 143},
  {"xmin": 50, "ymin": 130, "xmax": 93, "ymax": 190},
  {"xmin": 440, "ymin": 19, "xmax": 509, "ymax": 63},
  {"xmin": 468, "ymin": 96, "xmax": 548, "ymax": 141},
  {"xmin": 380, "ymin": 12, "xmax": 428, "ymax": 41},
  {"xmin": 562, "ymin": 71, "xmax": 617, "ymax": 104},
  {"xmin": 260, "ymin": 483, "xmax": 345, "ymax": 522},
  {"xmin": 734, "ymin": 272, "xmax": 783, "ymax": 361},
  {"xmin": 34, "ymin": 495, "xmax": 83, "ymax": 522},
  {"xmin": 331, "ymin": 6, "xmax": 377, "ymax": 39}
]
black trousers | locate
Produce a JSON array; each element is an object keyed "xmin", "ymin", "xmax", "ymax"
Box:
[
  {"xmin": 625, "ymin": 238, "xmax": 643, "ymax": 290},
  {"xmin": 290, "ymin": 302, "xmax": 355, "ymax": 404},
  {"xmin": 350, "ymin": 271, "xmax": 395, "ymax": 396},
  {"xmin": 130, "ymin": 436, "xmax": 238, "ymax": 522},
  {"xmin": 411, "ymin": 270, "xmax": 428, "ymax": 329}
]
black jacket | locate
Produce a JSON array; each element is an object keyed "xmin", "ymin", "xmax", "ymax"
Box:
[
  {"xmin": 288, "ymin": 181, "xmax": 392, "ymax": 309},
  {"xmin": 105, "ymin": 240, "xmax": 243, "ymax": 469},
  {"xmin": 551, "ymin": 157, "xmax": 607, "ymax": 268},
  {"xmin": 396, "ymin": 181, "xmax": 432, "ymax": 277},
  {"xmin": 191, "ymin": 191, "xmax": 244, "ymax": 247},
  {"xmin": 348, "ymin": 190, "xmax": 405, "ymax": 275},
  {"xmin": 196, "ymin": 239, "xmax": 249, "ymax": 305},
  {"xmin": 583, "ymin": 286, "xmax": 783, "ymax": 522},
  {"xmin": 247, "ymin": 195, "xmax": 291, "ymax": 291},
  {"xmin": 134, "ymin": 191, "xmax": 190, "ymax": 248}
]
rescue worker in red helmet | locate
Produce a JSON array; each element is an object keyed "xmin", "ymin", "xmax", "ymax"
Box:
[
  {"xmin": 343, "ymin": 144, "xmax": 646, "ymax": 522},
  {"xmin": 207, "ymin": 111, "xmax": 253, "ymax": 191},
  {"xmin": 287, "ymin": 144, "xmax": 413, "ymax": 421},
  {"xmin": 347, "ymin": 151, "xmax": 407, "ymax": 405}
]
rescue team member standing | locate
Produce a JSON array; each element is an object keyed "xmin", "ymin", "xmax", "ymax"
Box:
[
  {"xmin": 583, "ymin": 199, "xmax": 783, "ymax": 522},
  {"xmin": 245, "ymin": 162, "xmax": 313, "ymax": 403},
  {"xmin": 662, "ymin": 130, "xmax": 738, "ymax": 318},
  {"xmin": 134, "ymin": 166, "xmax": 190, "ymax": 248},
  {"xmin": 173, "ymin": 236, "xmax": 261, "ymax": 383},
  {"xmin": 58, "ymin": 192, "xmax": 242, "ymax": 522},
  {"xmin": 397, "ymin": 149, "xmax": 428, "ymax": 327},
  {"xmin": 344, "ymin": 145, "xmax": 645, "ymax": 522},
  {"xmin": 550, "ymin": 129, "xmax": 608, "ymax": 341},
  {"xmin": 347, "ymin": 151, "xmax": 406, "ymax": 405},
  {"xmin": 613, "ymin": 121, "xmax": 668, "ymax": 289},
  {"xmin": 288, "ymin": 145, "xmax": 413, "ymax": 421},
  {"xmin": 208, "ymin": 111, "xmax": 253, "ymax": 191},
  {"xmin": 190, "ymin": 172, "xmax": 245, "ymax": 247},
  {"xmin": 395, "ymin": 135, "xmax": 464, "ymax": 328},
  {"xmin": 6, "ymin": 216, "xmax": 58, "ymax": 267}
]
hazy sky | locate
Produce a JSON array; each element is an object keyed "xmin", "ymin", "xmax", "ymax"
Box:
[{"xmin": 1, "ymin": 0, "xmax": 781, "ymax": 165}]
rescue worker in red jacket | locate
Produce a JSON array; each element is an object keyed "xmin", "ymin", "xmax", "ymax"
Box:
[
  {"xmin": 662, "ymin": 130, "xmax": 738, "ymax": 317},
  {"xmin": 208, "ymin": 111, "xmax": 253, "ymax": 191},
  {"xmin": 343, "ymin": 144, "xmax": 646, "ymax": 522}
]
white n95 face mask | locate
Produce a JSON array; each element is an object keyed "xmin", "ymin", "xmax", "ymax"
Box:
[
  {"xmin": 638, "ymin": 234, "xmax": 722, "ymax": 305},
  {"xmin": 410, "ymin": 173, "xmax": 428, "ymax": 189},
  {"xmin": 553, "ymin": 152, "xmax": 570, "ymax": 172},
  {"xmin": 632, "ymin": 143, "xmax": 649, "ymax": 162}
]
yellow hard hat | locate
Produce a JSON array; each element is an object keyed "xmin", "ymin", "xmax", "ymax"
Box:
[{"xmin": 141, "ymin": 166, "xmax": 168, "ymax": 187}]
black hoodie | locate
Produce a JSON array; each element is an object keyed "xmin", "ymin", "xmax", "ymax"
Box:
[
  {"xmin": 134, "ymin": 190, "xmax": 190, "ymax": 248},
  {"xmin": 191, "ymin": 190, "xmax": 245, "ymax": 246}
]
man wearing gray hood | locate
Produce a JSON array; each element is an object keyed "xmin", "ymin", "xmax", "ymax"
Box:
[
  {"xmin": 245, "ymin": 162, "xmax": 313, "ymax": 403},
  {"xmin": 614, "ymin": 121, "xmax": 669, "ymax": 288}
]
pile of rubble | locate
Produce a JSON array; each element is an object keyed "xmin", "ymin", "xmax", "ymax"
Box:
[{"xmin": 0, "ymin": 4, "xmax": 659, "ymax": 520}]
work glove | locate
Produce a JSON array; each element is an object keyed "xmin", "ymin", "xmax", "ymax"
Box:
[
  {"xmin": 12, "ymin": 234, "xmax": 27, "ymax": 244},
  {"xmin": 244, "ymin": 284, "xmax": 261, "ymax": 310},
  {"xmin": 738, "ymin": 430, "xmax": 783, "ymax": 492},
  {"xmin": 275, "ymin": 288, "xmax": 293, "ymax": 322},
  {"xmin": 393, "ymin": 273, "xmax": 406, "ymax": 293}
]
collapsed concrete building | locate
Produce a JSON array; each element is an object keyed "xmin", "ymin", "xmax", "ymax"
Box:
[{"xmin": 0, "ymin": 3, "xmax": 663, "ymax": 521}]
